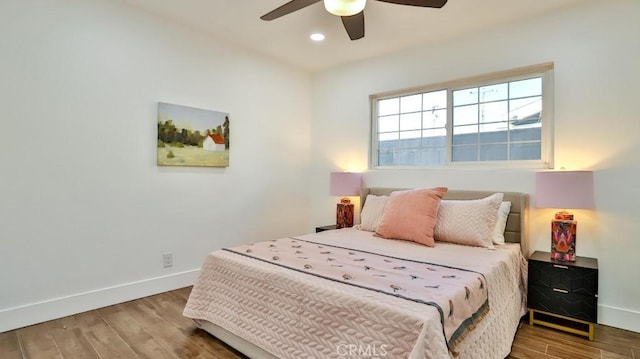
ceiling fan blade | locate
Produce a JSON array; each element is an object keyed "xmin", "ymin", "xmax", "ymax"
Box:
[
  {"xmin": 260, "ymin": 0, "xmax": 322, "ymax": 21},
  {"xmin": 375, "ymin": 0, "xmax": 447, "ymax": 8},
  {"xmin": 341, "ymin": 12, "xmax": 365, "ymax": 40}
]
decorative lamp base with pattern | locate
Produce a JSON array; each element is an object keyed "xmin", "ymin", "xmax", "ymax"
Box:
[
  {"xmin": 551, "ymin": 211, "xmax": 577, "ymax": 262},
  {"xmin": 336, "ymin": 198, "xmax": 354, "ymax": 229}
]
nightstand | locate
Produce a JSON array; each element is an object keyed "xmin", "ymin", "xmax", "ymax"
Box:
[
  {"xmin": 315, "ymin": 225, "xmax": 337, "ymax": 233},
  {"xmin": 528, "ymin": 250, "xmax": 598, "ymax": 340}
]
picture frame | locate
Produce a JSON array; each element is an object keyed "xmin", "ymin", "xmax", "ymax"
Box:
[{"xmin": 157, "ymin": 102, "xmax": 229, "ymax": 167}]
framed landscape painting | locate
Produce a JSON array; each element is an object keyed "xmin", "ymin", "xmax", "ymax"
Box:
[{"xmin": 157, "ymin": 102, "xmax": 229, "ymax": 167}]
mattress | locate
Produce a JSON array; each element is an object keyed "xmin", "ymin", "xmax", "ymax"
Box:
[{"xmin": 184, "ymin": 228, "xmax": 527, "ymax": 359}]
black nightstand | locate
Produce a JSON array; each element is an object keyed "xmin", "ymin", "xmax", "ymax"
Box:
[
  {"xmin": 315, "ymin": 225, "xmax": 337, "ymax": 233},
  {"xmin": 528, "ymin": 250, "xmax": 598, "ymax": 340}
]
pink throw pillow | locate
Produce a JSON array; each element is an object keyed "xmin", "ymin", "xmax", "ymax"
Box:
[{"xmin": 375, "ymin": 187, "xmax": 448, "ymax": 247}]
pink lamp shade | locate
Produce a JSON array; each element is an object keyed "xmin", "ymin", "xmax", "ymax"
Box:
[
  {"xmin": 330, "ymin": 172, "xmax": 362, "ymax": 197},
  {"xmin": 535, "ymin": 171, "xmax": 595, "ymax": 210}
]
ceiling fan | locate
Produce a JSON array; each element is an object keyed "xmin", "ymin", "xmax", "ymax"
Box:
[{"xmin": 260, "ymin": 0, "xmax": 448, "ymax": 41}]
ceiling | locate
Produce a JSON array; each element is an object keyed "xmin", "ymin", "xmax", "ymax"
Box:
[{"xmin": 116, "ymin": 0, "xmax": 588, "ymax": 72}]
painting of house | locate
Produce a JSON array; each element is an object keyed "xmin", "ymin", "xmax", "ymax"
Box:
[{"xmin": 157, "ymin": 102, "xmax": 229, "ymax": 167}]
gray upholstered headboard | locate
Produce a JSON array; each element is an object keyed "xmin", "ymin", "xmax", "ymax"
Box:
[{"xmin": 360, "ymin": 188, "xmax": 529, "ymax": 254}]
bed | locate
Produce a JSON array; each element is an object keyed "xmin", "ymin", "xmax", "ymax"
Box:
[{"xmin": 184, "ymin": 188, "xmax": 529, "ymax": 359}]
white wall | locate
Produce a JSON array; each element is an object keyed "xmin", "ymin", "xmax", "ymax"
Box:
[
  {"xmin": 310, "ymin": 0, "xmax": 640, "ymax": 332},
  {"xmin": 0, "ymin": 0, "xmax": 311, "ymax": 332}
]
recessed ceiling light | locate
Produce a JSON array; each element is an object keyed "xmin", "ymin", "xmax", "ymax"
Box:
[{"xmin": 310, "ymin": 33, "xmax": 325, "ymax": 42}]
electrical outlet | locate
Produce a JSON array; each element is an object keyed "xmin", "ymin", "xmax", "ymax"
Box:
[{"xmin": 163, "ymin": 252, "xmax": 173, "ymax": 268}]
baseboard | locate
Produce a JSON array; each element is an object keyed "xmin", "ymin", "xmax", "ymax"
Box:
[
  {"xmin": 0, "ymin": 269, "xmax": 200, "ymax": 333},
  {"xmin": 599, "ymin": 304, "xmax": 640, "ymax": 333}
]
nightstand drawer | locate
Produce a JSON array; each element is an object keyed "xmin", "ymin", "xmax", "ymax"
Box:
[
  {"xmin": 529, "ymin": 260, "xmax": 598, "ymax": 296},
  {"xmin": 528, "ymin": 284, "xmax": 597, "ymax": 322}
]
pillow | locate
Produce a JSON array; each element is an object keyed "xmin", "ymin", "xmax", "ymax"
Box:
[
  {"xmin": 359, "ymin": 194, "xmax": 389, "ymax": 232},
  {"xmin": 434, "ymin": 193, "xmax": 504, "ymax": 248},
  {"xmin": 492, "ymin": 201, "xmax": 512, "ymax": 245},
  {"xmin": 375, "ymin": 187, "xmax": 448, "ymax": 247}
]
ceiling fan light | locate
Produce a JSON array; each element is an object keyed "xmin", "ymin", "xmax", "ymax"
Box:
[{"xmin": 323, "ymin": 0, "xmax": 366, "ymax": 17}]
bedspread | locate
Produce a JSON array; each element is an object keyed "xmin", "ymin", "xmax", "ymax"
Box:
[
  {"xmin": 184, "ymin": 229, "xmax": 526, "ymax": 359},
  {"xmin": 225, "ymin": 237, "xmax": 488, "ymax": 348}
]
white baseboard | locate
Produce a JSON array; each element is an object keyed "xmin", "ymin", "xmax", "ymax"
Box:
[
  {"xmin": 0, "ymin": 269, "xmax": 200, "ymax": 333},
  {"xmin": 599, "ymin": 304, "xmax": 640, "ymax": 333}
]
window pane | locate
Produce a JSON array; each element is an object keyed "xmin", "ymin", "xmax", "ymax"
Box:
[
  {"xmin": 379, "ymin": 132, "xmax": 398, "ymax": 141},
  {"xmin": 479, "ymin": 83, "xmax": 508, "ymax": 103},
  {"xmin": 400, "ymin": 94, "xmax": 422, "ymax": 113},
  {"xmin": 511, "ymin": 127, "xmax": 541, "ymax": 142},
  {"xmin": 378, "ymin": 98, "xmax": 399, "ymax": 116},
  {"xmin": 420, "ymin": 147, "xmax": 446, "ymax": 166},
  {"xmin": 479, "ymin": 128, "xmax": 507, "ymax": 143},
  {"xmin": 423, "ymin": 109, "xmax": 446, "ymax": 129},
  {"xmin": 510, "ymin": 77, "xmax": 542, "ymax": 98},
  {"xmin": 397, "ymin": 138, "xmax": 421, "ymax": 149},
  {"xmin": 480, "ymin": 122, "xmax": 507, "ymax": 133},
  {"xmin": 453, "ymin": 105, "xmax": 478, "ymax": 126},
  {"xmin": 453, "ymin": 87, "xmax": 478, "ymax": 106},
  {"xmin": 396, "ymin": 150, "xmax": 418, "ymax": 166},
  {"xmin": 510, "ymin": 142, "xmax": 541, "ymax": 160},
  {"xmin": 378, "ymin": 139, "xmax": 396, "ymax": 150},
  {"xmin": 378, "ymin": 115, "xmax": 399, "ymax": 132},
  {"xmin": 480, "ymin": 144, "xmax": 508, "ymax": 160},
  {"xmin": 423, "ymin": 90, "xmax": 447, "ymax": 110},
  {"xmin": 377, "ymin": 150, "xmax": 394, "ymax": 165},
  {"xmin": 452, "ymin": 145, "xmax": 477, "ymax": 161},
  {"xmin": 399, "ymin": 112, "xmax": 421, "ymax": 131},
  {"xmin": 453, "ymin": 124, "xmax": 478, "ymax": 135},
  {"xmin": 423, "ymin": 128, "xmax": 446, "ymax": 138},
  {"xmin": 509, "ymin": 97, "xmax": 541, "ymax": 126},
  {"xmin": 452, "ymin": 131, "xmax": 477, "ymax": 145},
  {"xmin": 480, "ymin": 101, "xmax": 508, "ymax": 124},
  {"xmin": 423, "ymin": 135, "xmax": 446, "ymax": 148},
  {"xmin": 400, "ymin": 130, "xmax": 421, "ymax": 139}
]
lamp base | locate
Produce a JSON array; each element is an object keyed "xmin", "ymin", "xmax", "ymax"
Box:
[
  {"xmin": 336, "ymin": 202, "xmax": 354, "ymax": 229},
  {"xmin": 551, "ymin": 219, "xmax": 577, "ymax": 262}
]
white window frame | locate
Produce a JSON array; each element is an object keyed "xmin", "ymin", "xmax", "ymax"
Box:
[{"xmin": 370, "ymin": 63, "xmax": 554, "ymax": 169}]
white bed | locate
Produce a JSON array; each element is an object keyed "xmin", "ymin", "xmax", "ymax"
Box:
[{"xmin": 184, "ymin": 189, "xmax": 529, "ymax": 359}]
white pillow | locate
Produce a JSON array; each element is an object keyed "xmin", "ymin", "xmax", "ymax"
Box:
[
  {"xmin": 434, "ymin": 193, "xmax": 504, "ymax": 248},
  {"xmin": 492, "ymin": 201, "xmax": 512, "ymax": 245},
  {"xmin": 358, "ymin": 194, "xmax": 389, "ymax": 232}
]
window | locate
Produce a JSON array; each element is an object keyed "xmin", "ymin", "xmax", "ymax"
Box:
[{"xmin": 371, "ymin": 63, "xmax": 553, "ymax": 168}]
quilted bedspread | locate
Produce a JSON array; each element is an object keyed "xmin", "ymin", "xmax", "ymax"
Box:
[{"xmin": 184, "ymin": 229, "xmax": 526, "ymax": 359}]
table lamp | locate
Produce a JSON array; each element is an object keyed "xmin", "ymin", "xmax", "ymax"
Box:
[
  {"xmin": 535, "ymin": 171, "xmax": 595, "ymax": 261},
  {"xmin": 330, "ymin": 172, "xmax": 362, "ymax": 228}
]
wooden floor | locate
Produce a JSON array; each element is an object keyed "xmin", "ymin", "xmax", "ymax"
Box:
[
  {"xmin": 0, "ymin": 287, "xmax": 245, "ymax": 359},
  {"xmin": 508, "ymin": 321, "xmax": 640, "ymax": 359},
  {"xmin": 1, "ymin": 287, "xmax": 638, "ymax": 359}
]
